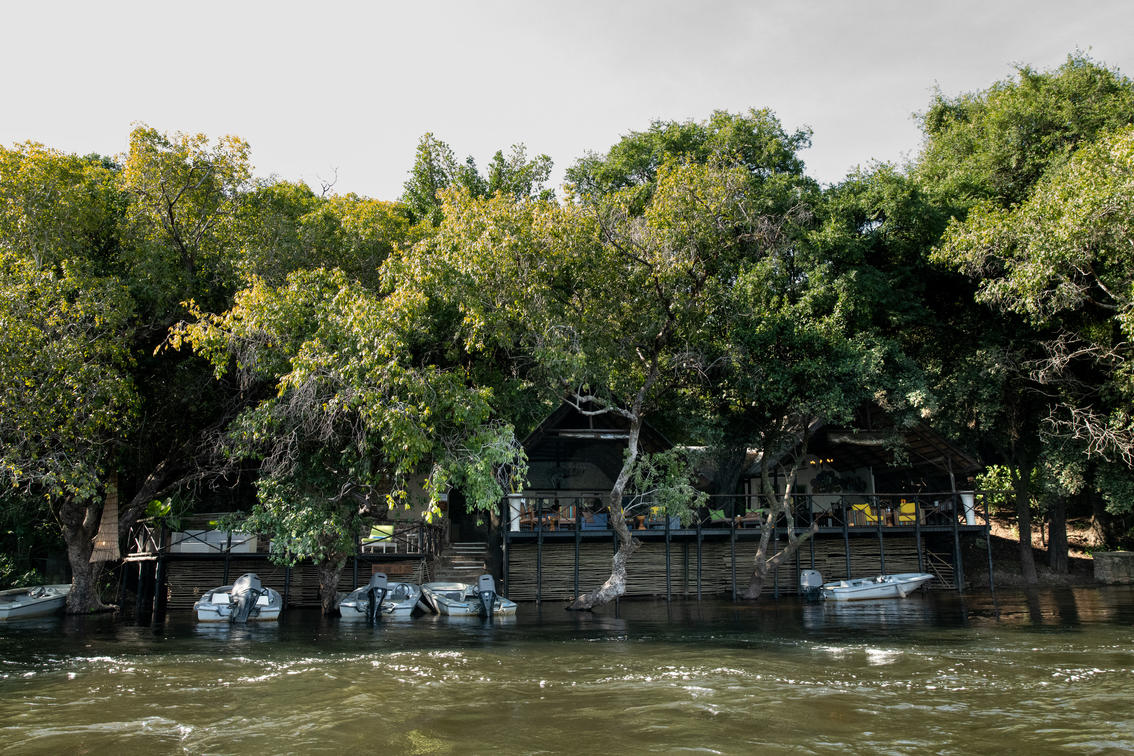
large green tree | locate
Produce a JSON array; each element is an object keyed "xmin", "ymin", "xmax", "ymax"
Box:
[
  {"xmin": 173, "ymin": 267, "xmax": 526, "ymax": 614},
  {"xmin": 936, "ymin": 124, "xmax": 1134, "ymax": 548},
  {"xmin": 0, "ymin": 252, "xmax": 135, "ymax": 610}
]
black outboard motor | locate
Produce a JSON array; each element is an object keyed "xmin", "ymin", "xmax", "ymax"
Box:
[
  {"xmin": 799, "ymin": 569, "xmax": 823, "ymax": 602},
  {"xmin": 476, "ymin": 574, "xmax": 497, "ymax": 618},
  {"xmin": 230, "ymin": 573, "xmax": 264, "ymax": 624},
  {"xmin": 365, "ymin": 572, "xmax": 389, "ymax": 622}
]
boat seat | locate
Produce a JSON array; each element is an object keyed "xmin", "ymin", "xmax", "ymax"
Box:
[{"xmin": 212, "ymin": 592, "xmax": 230, "ymax": 604}]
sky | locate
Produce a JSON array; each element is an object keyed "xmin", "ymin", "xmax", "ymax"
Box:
[{"xmin": 3, "ymin": 1, "xmax": 1133, "ymax": 200}]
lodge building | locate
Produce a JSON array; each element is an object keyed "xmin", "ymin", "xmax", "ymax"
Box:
[{"xmin": 124, "ymin": 403, "xmax": 994, "ymax": 614}]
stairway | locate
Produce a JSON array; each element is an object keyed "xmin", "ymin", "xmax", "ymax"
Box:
[{"xmin": 433, "ymin": 541, "xmax": 488, "ymax": 581}]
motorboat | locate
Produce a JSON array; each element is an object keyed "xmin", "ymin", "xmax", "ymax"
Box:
[
  {"xmin": 820, "ymin": 572, "xmax": 935, "ymax": 601},
  {"xmin": 422, "ymin": 575, "xmax": 516, "ymax": 617},
  {"xmin": 0, "ymin": 584, "xmax": 71, "ymax": 620},
  {"xmin": 799, "ymin": 569, "xmax": 823, "ymax": 602},
  {"xmin": 338, "ymin": 573, "xmax": 427, "ymax": 620},
  {"xmin": 194, "ymin": 572, "xmax": 283, "ymax": 623}
]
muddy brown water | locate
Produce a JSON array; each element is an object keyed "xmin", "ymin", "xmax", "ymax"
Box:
[{"xmin": 1, "ymin": 587, "xmax": 1132, "ymax": 754}]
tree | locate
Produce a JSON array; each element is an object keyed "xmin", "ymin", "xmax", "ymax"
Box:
[
  {"xmin": 0, "ymin": 252, "xmax": 136, "ymax": 611},
  {"xmin": 401, "ymin": 134, "xmax": 553, "ymax": 226},
  {"xmin": 173, "ymin": 268, "xmax": 526, "ymax": 614},
  {"xmin": 235, "ymin": 180, "xmax": 419, "ymax": 289},
  {"xmin": 936, "ymin": 125, "xmax": 1134, "ymax": 547},
  {"xmin": 916, "ymin": 54, "xmax": 1134, "ymax": 210},
  {"xmin": 118, "ymin": 125, "xmax": 252, "ymax": 325},
  {"xmin": 566, "ymin": 108, "xmax": 811, "ymax": 212},
  {"xmin": 916, "ymin": 54, "xmax": 1134, "ymax": 570}
]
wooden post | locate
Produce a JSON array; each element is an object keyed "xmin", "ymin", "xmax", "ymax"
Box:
[
  {"xmin": 665, "ymin": 509, "xmax": 672, "ymax": 602},
  {"xmin": 984, "ymin": 491, "xmax": 996, "ymax": 598},
  {"xmin": 152, "ymin": 558, "xmax": 167, "ymax": 623},
  {"xmin": 915, "ymin": 500, "xmax": 924, "ymax": 572},
  {"xmin": 283, "ymin": 566, "xmax": 291, "ymax": 608},
  {"xmin": 729, "ymin": 520, "xmax": 737, "ymax": 602},
  {"xmin": 773, "ymin": 519, "xmax": 779, "ymax": 599},
  {"xmin": 573, "ymin": 500, "xmax": 581, "ymax": 600},
  {"xmin": 841, "ymin": 496, "xmax": 851, "ymax": 578},
  {"xmin": 696, "ymin": 516, "xmax": 703, "ymax": 600},
  {"xmin": 948, "ymin": 457, "xmax": 965, "ymax": 592},
  {"xmin": 682, "ymin": 542, "xmax": 689, "ymax": 598},
  {"xmin": 503, "ymin": 522, "xmax": 510, "ymax": 598},
  {"xmin": 952, "ymin": 491, "xmax": 965, "ymax": 592},
  {"xmin": 134, "ymin": 561, "xmax": 146, "ymax": 620},
  {"xmin": 536, "ymin": 497, "xmax": 543, "ymax": 605},
  {"xmin": 876, "ymin": 495, "xmax": 886, "ymax": 574}
]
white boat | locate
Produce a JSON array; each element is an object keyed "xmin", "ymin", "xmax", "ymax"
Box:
[
  {"xmin": 422, "ymin": 575, "xmax": 516, "ymax": 617},
  {"xmin": 194, "ymin": 573, "xmax": 283, "ymax": 622},
  {"xmin": 0, "ymin": 584, "xmax": 71, "ymax": 620},
  {"xmin": 820, "ymin": 572, "xmax": 935, "ymax": 601},
  {"xmin": 338, "ymin": 573, "xmax": 426, "ymax": 620}
]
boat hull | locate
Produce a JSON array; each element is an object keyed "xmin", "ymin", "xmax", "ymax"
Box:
[
  {"xmin": 338, "ymin": 582, "xmax": 424, "ymax": 620},
  {"xmin": 194, "ymin": 580, "xmax": 283, "ymax": 622},
  {"xmin": 0, "ymin": 584, "xmax": 71, "ymax": 620},
  {"xmin": 422, "ymin": 582, "xmax": 517, "ymax": 617},
  {"xmin": 820, "ymin": 573, "xmax": 934, "ymax": 601}
]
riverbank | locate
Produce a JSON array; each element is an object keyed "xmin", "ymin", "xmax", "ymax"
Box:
[{"xmin": 964, "ymin": 516, "xmax": 1099, "ymax": 589}]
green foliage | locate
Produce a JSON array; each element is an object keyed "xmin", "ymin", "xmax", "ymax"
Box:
[
  {"xmin": 401, "ymin": 133, "xmax": 553, "ymax": 225},
  {"xmin": 0, "ymin": 143, "xmax": 121, "ymax": 271},
  {"xmin": 566, "ymin": 108, "xmax": 812, "ymax": 211},
  {"xmin": 936, "ymin": 125, "xmax": 1134, "ymax": 464},
  {"xmin": 118, "ymin": 125, "xmax": 253, "ymax": 320},
  {"xmin": 235, "ymin": 180, "xmax": 418, "ymax": 288},
  {"xmin": 174, "ymin": 266, "xmax": 527, "ymax": 566},
  {"xmin": 623, "ymin": 449, "xmax": 707, "ymax": 525},
  {"xmin": 916, "ymin": 54, "xmax": 1134, "ymax": 209},
  {"xmin": 0, "ymin": 252, "xmax": 136, "ymax": 506}
]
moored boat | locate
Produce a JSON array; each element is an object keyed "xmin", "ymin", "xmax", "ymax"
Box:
[
  {"xmin": 422, "ymin": 575, "xmax": 516, "ymax": 617},
  {"xmin": 338, "ymin": 573, "xmax": 427, "ymax": 620},
  {"xmin": 194, "ymin": 573, "xmax": 283, "ymax": 623},
  {"xmin": 0, "ymin": 584, "xmax": 71, "ymax": 620},
  {"xmin": 820, "ymin": 572, "xmax": 935, "ymax": 601}
]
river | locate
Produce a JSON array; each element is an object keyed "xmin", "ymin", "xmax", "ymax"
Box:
[{"xmin": 1, "ymin": 587, "xmax": 1132, "ymax": 754}]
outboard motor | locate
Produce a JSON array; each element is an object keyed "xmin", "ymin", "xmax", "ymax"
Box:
[
  {"xmin": 799, "ymin": 569, "xmax": 823, "ymax": 602},
  {"xmin": 476, "ymin": 574, "xmax": 497, "ymax": 618},
  {"xmin": 230, "ymin": 573, "xmax": 264, "ymax": 624},
  {"xmin": 365, "ymin": 572, "xmax": 389, "ymax": 622}
]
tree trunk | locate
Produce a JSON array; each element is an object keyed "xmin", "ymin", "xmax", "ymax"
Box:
[
  {"xmin": 741, "ymin": 520, "xmax": 819, "ymax": 600},
  {"xmin": 316, "ymin": 559, "xmax": 346, "ymax": 616},
  {"xmin": 568, "ymin": 410, "xmax": 645, "ymax": 611},
  {"xmin": 1085, "ymin": 462, "xmax": 1118, "ymax": 549},
  {"xmin": 58, "ymin": 497, "xmax": 109, "ymax": 614},
  {"xmin": 740, "ymin": 444, "xmax": 816, "ymax": 600},
  {"xmin": 1012, "ymin": 466, "xmax": 1039, "ymax": 585},
  {"xmin": 1047, "ymin": 494, "xmax": 1069, "ymax": 574}
]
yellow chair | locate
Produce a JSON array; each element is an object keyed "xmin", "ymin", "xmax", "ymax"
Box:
[
  {"xmin": 361, "ymin": 524, "xmax": 395, "ymax": 553},
  {"xmin": 897, "ymin": 500, "xmax": 920, "ymax": 525},
  {"xmin": 851, "ymin": 503, "xmax": 881, "ymax": 525}
]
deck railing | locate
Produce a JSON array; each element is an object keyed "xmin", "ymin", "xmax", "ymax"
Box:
[
  {"xmin": 503, "ymin": 490, "xmax": 992, "ymax": 533},
  {"xmin": 125, "ymin": 515, "xmax": 443, "ymax": 558}
]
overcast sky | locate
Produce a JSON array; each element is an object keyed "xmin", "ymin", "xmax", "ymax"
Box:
[{"xmin": 4, "ymin": 1, "xmax": 1132, "ymax": 200}]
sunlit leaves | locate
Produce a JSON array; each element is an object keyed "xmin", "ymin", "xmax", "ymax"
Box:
[
  {"xmin": 176, "ymin": 266, "xmax": 527, "ymax": 565},
  {"xmin": 0, "ymin": 252, "xmax": 136, "ymax": 505}
]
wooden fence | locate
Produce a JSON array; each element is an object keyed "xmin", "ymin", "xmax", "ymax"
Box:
[{"xmin": 504, "ymin": 535, "xmax": 954, "ymax": 602}]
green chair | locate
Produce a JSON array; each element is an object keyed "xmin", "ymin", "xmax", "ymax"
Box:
[{"xmin": 361, "ymin": 524, "xmax": 395, "ymax": 553}]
